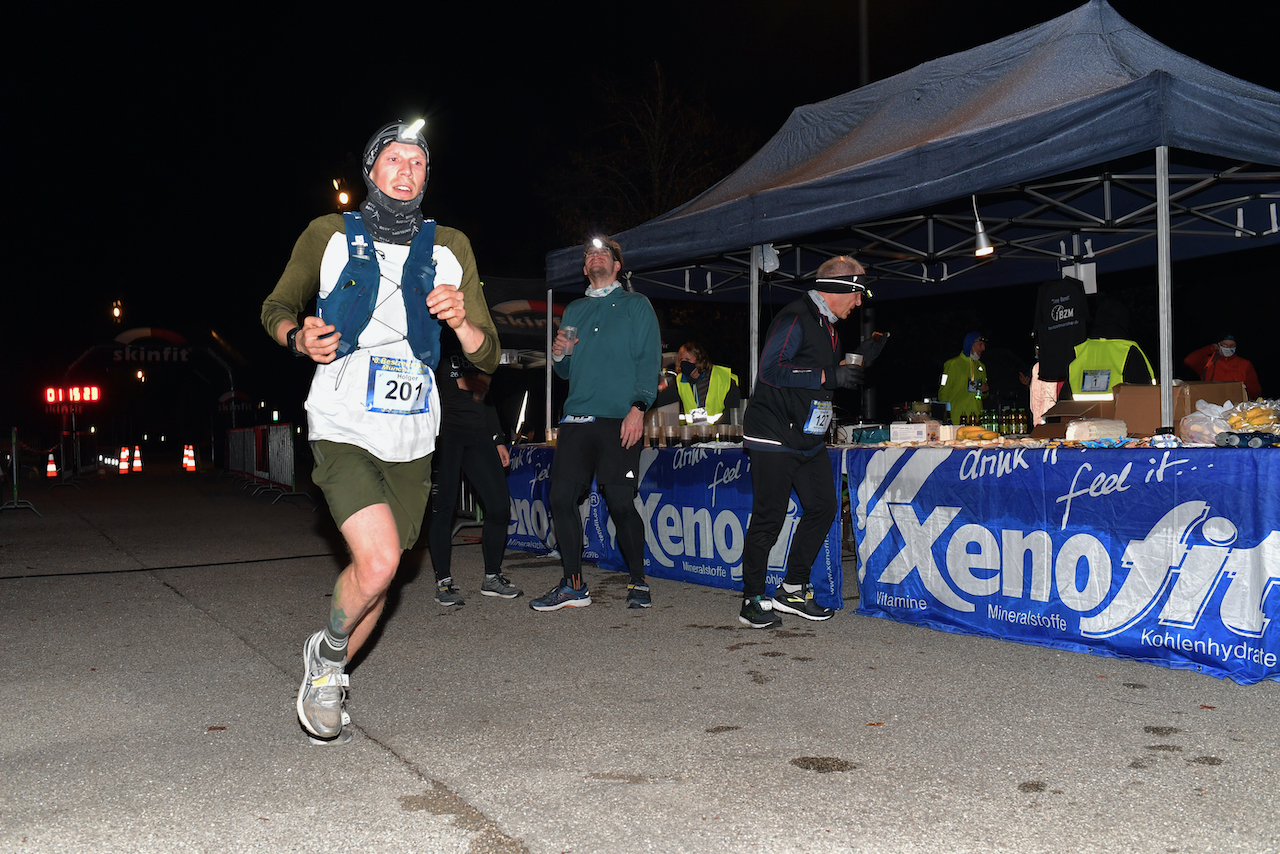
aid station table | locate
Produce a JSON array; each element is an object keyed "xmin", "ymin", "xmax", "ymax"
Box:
[
  {"xmin": 503, "ymin": 443, "xmax": 846, "ymax": 610},
  {"xmin": 844, "ymin": 443, "xmax": 1280, "ymax": 685},
  {"xmin": 503, "ymin": 439, "xmax": 1279, "ymax": 683}
]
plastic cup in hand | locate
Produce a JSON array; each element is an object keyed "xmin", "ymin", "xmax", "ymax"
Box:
[
  {"xmin": 559, "ymin": 326, "xmax": 578, "ymax": 355},
  {"xmin": 845, "ymin": 353, "xmax": 864, "ymax": 366}
]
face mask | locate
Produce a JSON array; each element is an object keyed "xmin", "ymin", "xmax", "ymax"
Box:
[
  {"xmin": 1219, "ymin": 345, "xmax": 1236, "ymax": 357},
  {"xmin": 680, "ymin": 360, "xmax": 697, "ymax": 378}
]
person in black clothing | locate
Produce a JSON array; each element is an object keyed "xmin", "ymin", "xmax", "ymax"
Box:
[
  {"xmin": 739, "ymin": 255, "xmax": 880, "ymax": 629},
  {"xmin": 427, "ymin": 355, "xmax": 521, "ymax": 605}
]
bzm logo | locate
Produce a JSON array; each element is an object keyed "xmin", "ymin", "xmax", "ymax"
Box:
[
  {"xmin": 856, "ymin": 450, "xmax": 1278, "ymax": 640},
  {"xmin": 1050, "ymin": 304, "xmax": 1075, "ymax": 322}
]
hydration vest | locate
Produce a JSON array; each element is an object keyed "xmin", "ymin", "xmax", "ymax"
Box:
[{"xmin": 317, "ymin": 212, "xmax": 442, "ymax": 369}]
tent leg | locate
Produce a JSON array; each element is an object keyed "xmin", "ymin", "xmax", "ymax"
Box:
[
  {"xmin": 545, "ymin": 288, "xmax": 554, "ymax": 440},
  {"xmin": 1156, "ymin": 145, "xmax": 1173, "ymax": 430},
  {"xmin": 749, "ymin": 246, "xmax": 760, "ymax": 396}
]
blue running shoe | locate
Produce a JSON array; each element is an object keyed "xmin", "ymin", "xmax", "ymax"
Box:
[
  {"xmin": 626, "ymin": 582, "xmax": 652, "ymax": 609},
  {"xmin": 530, "ymin": 581, "xmax": 591, "ymax": 611}
]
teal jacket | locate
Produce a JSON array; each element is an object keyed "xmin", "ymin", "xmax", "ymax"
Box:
[{"xmin": 553, "ymin": 287, "xmax": 660, "ymax": 419}]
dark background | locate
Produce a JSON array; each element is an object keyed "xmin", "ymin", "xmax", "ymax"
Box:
[{"xmin": 4, "ymin": 1, "xmax": 1277, "ymax": 459}]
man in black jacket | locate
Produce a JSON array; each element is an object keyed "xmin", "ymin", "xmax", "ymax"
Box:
[{"xmin": 739, "ymin": 256, "xmax": 872, "ymax": 628}]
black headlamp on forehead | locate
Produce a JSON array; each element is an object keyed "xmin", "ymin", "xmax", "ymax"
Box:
[
  {"xmin": 363, "ymin": 118, "xmax": 430, "ymax": 172},
  {"xmin": 583, "ymin": 236, "xmax": 623, "ymax": 265},
  {"xmin": 813, "ymin": 275, "xmax": 872, "ymax": 298}
]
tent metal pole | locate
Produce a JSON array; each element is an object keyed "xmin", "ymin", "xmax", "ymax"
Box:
[
  {"xmin": 546, "ymin": 287, "xmax": 554, "ymax": 439},
  {"xmin": 749, "ymin": 246, "xmax": 760, "ymax": 395},
  {"xmin": 1156, "ymin": 146, "xmax": 1173, "ymax": 429}
]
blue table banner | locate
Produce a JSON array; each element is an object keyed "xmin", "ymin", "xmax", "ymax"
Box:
[
  {"xmin": 846, "ymin": 446, "xmax": 1280, "ymax": 685},
  {"xmin": 506, "ymin": 445, "xmax": 844, "ymax": 609}
]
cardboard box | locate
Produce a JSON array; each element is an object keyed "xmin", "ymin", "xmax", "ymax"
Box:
[
  {"xmin": 1030, "ymin": 399, "xmax": 1116, "ymax": 439},
  {"xmin": 1113, "ymin": 381, "xmax": 1248, "ymax": 437},
  {"xmin": 890, "ymin": 421, "xmax": 939, "ymax": 443}
]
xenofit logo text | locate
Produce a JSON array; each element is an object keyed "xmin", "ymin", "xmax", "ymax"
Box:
[{"xmin": 855, "ymin": 448, "xmax": 1278, "ymax": 644}]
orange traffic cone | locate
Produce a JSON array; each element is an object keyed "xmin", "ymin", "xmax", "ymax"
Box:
[
  {"xmin": 132, "ymin": 445, "xmax": 143, "ymax": 473},
  {"xmin": 119, "ymin": 447, "xmax": 129, "ymax": 474},
  {"xmin": 46, "ymin": 453, "xmax": 57, "ymax": 477},
  {"xmin": 183, "ymin": 445, "xmax": 196, "ymax": 471}
]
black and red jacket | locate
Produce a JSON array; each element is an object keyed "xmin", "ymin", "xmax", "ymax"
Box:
[{"xmin": 744, "ymin": 294, "xmax": 840, "ymax": 454}]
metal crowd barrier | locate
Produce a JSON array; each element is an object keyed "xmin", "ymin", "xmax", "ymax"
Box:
[
  {"xmin": 451, "ymin": 477, "xmax": 484, "ymax": 538},
  {"xmin": 224, "ymin": 424, "xmax": 312, "ymax": 505}
]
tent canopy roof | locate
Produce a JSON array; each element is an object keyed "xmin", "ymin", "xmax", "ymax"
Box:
[{"xmin": 545, "ymin": 0, "xmax": 1280, "ymax": 294}]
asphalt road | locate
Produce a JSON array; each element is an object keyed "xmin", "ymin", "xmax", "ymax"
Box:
[{"xmin": 3, "ymin": 466, "xmax": 1276, "ymax": 854}]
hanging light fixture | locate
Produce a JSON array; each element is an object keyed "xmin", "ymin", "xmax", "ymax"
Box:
[{"xmin": 972, "ymin": 195, "xmax": 995, "ymax": 257}]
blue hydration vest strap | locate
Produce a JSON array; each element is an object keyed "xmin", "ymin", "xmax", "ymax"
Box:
[
  {"xmin": 318, "ymin": 213, "xmax": 379, "ymax": 359},
  {"xmin": 318, "ymin": 213, "xmax": 442, "ymax": 369},
  {"xmin": 400, "ymin": 219, "xmax": 441, "ymax": 370}
]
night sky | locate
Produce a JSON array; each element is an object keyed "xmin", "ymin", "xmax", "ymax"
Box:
[{"xmin": 6, "ymin": 1, "xmax": 1278, "ymax": 449}]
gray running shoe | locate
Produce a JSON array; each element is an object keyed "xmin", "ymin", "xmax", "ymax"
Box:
[
  {"xmin": 435, "ymin": 577, "xmax": 465, "ymax": 606},
  {"xmin": 296, "ymin": 630, "xmax": 348, "ymax": 739},
  {"xmin": 308, "ymin": 710, "xmax": 353, "ymax": 746},
  {"xmin": 481, "ymin": 573, "xmax": 523, "ymax": 599}
]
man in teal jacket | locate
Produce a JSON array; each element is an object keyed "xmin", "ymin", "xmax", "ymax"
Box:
[{"xmin": 533, "ymin": 237, "xmax": 661, "ymax": 612}]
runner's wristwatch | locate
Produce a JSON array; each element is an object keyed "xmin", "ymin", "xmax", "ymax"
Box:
[{"xmin": 286, "ymin": 327, "xmax": 305, "ymax": 357}]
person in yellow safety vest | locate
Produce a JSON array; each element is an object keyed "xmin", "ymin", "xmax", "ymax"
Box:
[
  {"xmin": 1068, "ymin": 339, "xmax": 1156, "ymax": 395},
  {"xmin": 653, "ymin": 341, "xmax": 741, "ymax": 420},
  {"xmin": 938, "ymin": 332, "xmax": 988, "ymax": 424},
  {"xmin": 1066, "ymin": 297, "xmax": 1155, "ymax": 397}
]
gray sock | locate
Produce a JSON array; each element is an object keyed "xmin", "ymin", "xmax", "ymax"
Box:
[{"xmin": 320, "ymin": 626, "xmax": 348, "ymax": 663}]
